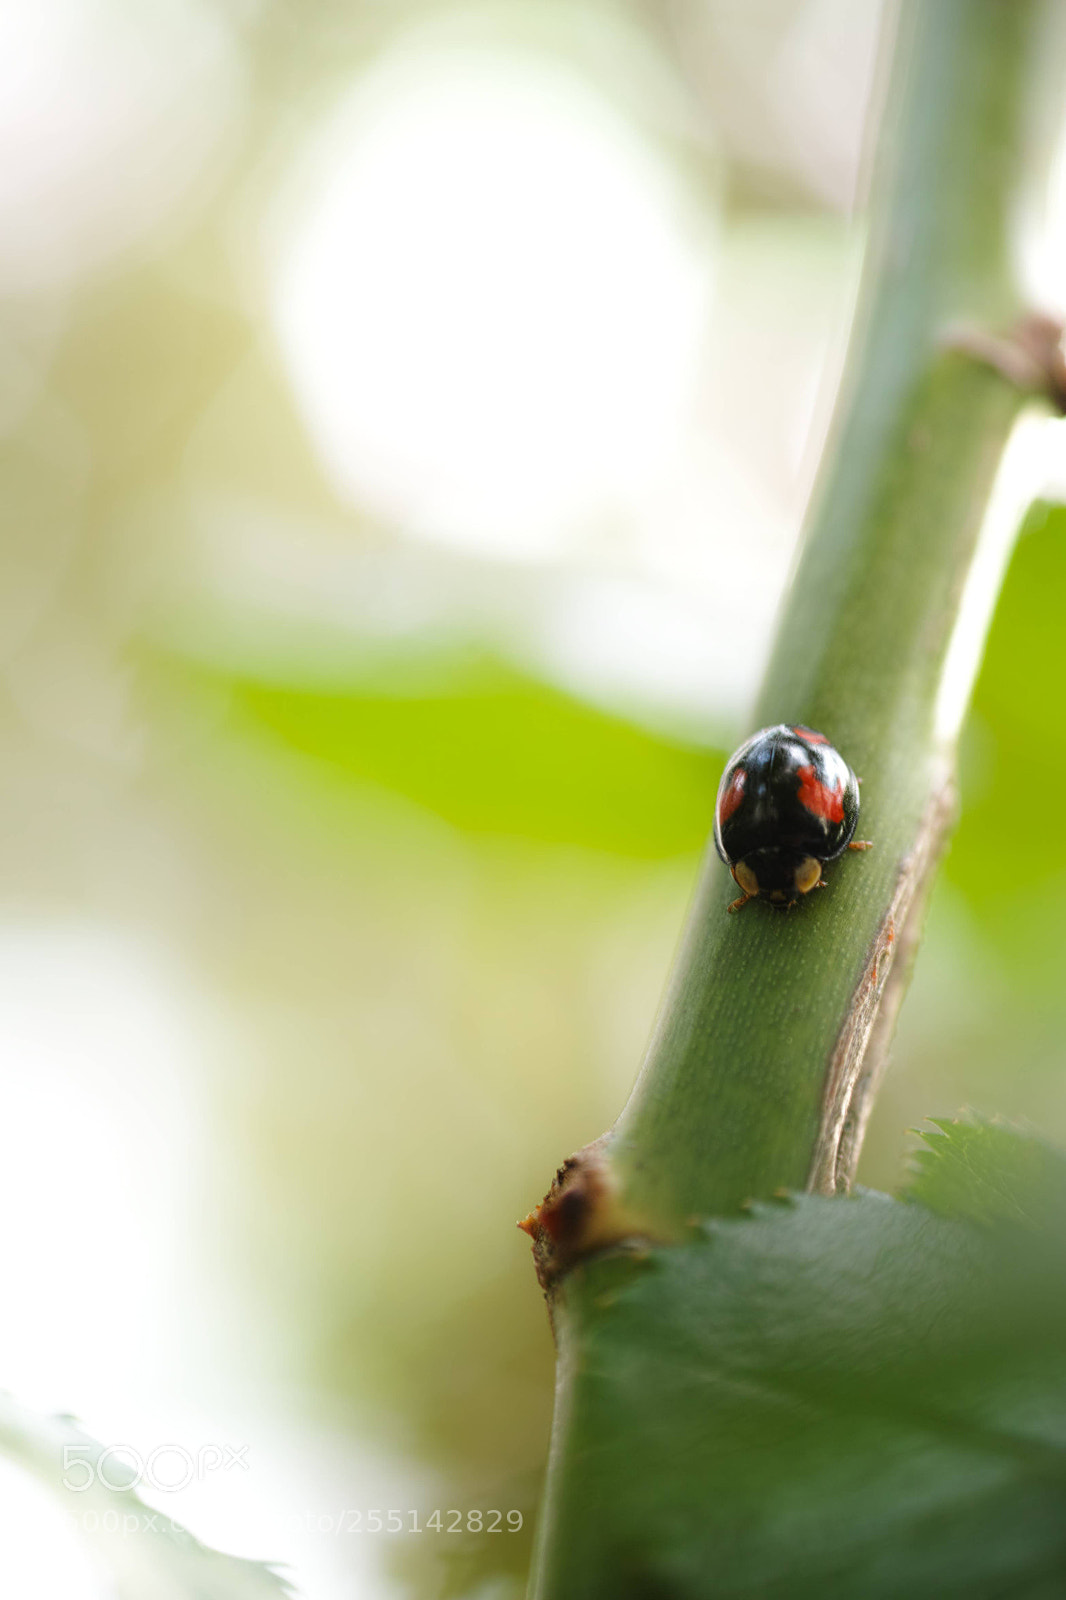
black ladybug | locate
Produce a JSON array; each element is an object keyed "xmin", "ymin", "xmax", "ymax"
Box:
[{"xmin": 714, "ymin": 724, "xmax": 871, "ymax": 913}]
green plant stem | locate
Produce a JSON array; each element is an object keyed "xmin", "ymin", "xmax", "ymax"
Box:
[
  {"xmin": 528, "ymin": 3, "xmax": 1063, "ymax": 1592},
  {"xmin": 605, "ymin": 0, "xmax": 1053, "ymax": 1228}
]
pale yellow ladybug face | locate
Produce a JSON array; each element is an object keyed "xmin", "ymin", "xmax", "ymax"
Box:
[
  {"xmin": 732, "ymin": 851, "xmax": 823, "ymax": 905},
  {"xmin": 793, "ymin": 855, "xmax": 823, "ymax": 896}
]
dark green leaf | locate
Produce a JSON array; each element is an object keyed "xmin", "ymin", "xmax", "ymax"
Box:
[{"xmin": 534, "ymin": 1125, "xmax": 1066, "ymax": 1599}]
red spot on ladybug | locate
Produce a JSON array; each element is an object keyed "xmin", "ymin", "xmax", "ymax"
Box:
[
  {"xmin": 718, "ymin": 767, "xmax": 746, "ymax": 823},
  {"xmin": 791, "ymin": 724, "xmax": 829, "ymax": 745},
  {"xmin": 796, "ymin": 764, "xmax": 845, "ymax": 823}
]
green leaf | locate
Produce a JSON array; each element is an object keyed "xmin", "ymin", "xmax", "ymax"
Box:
[
  {"xmin": 0, "ymin": 1396, "xmax": 292, "ymax": 1600},
  {"xmin": 948, "ymin": 502, "xmax": 1066, "ymax": 957},
  {"xmin": 159, "ymin": 646, "xmax": 722, "ymax": 857},
  {"xmin": 533, "ymin": 1125, "xmax": 1066, "ymax": 1600},
  {"xmin": 906, "ymin": 1116, "xmax": 1066, "ymax": 1231}
]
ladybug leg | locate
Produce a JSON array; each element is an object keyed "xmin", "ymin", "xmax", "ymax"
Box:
[
  {"xmin": 848, "ymin": 839, "xmax": 873, "ymax": 850},
  {"xmin": 815, "ymin": 878, "xmax": 828, "ymax": 889},
  {"xmin": 727, "ymin": 892, "xmax": 755, "ymax": 914}
]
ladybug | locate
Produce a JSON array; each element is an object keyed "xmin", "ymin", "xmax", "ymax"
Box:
[{"xmin": 714, "ymin": 724, "xmax": 871, "ymax": 913}]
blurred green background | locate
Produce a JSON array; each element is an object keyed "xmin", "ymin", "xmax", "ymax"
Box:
[{"xmin": 1, "ymin": 1, "xmax": 1064, "ymax": 1596}]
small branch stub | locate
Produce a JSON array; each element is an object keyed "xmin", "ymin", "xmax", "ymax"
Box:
[
  {"xmin": 943, "ymin": 312, "xmax": 1066, "ymax": 412},
  {"xmin": 518, "ymin": 1137, "xmax": 657, "ymax": 1297}
]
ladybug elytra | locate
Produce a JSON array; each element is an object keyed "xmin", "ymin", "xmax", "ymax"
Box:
[{"xmin": 713, "ymin": 724, "xmax": 871, "ymax": 913}]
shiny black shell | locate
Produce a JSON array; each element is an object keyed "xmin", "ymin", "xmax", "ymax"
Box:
[{"xmin": 714, "ymin": 724, "xmax": 860, "ymax": 903}]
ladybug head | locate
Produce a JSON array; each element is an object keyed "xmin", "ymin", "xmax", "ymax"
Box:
[{"xmin": 732, "ymin": 849, "xmax": 823, "ymax": 907}]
